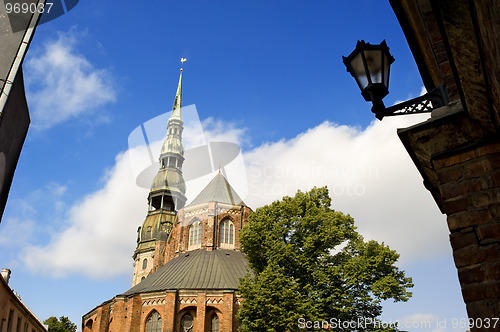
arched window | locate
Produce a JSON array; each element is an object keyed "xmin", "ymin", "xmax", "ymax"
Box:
[
  {"xmin": 188, "ymin": 221, "xmax": 202, "ymax": 249},
  {"xmin": 85, "ymin": 319, "xmax": 93, "ymax": 330},
  {"xmin": 142, "ymin": 258, "xmax": 148, "ymax": 270},
  {"xmin": 141, "ymin": 276, "xmax": 145, "ymax": 282},
  {"xmin": 219, "ymin": 219, "xmax": 234, "ymax": 249},
  {"xmin": 146, "ymin": 226, "xmax": 152, "ymax": 239},
  {"xmin": 180, "ymin": 314, "xmax": 193, "ymax": 332},
  {"xmin": 145, "ymin": 310, "xmax": 162, "ymax": 332},
  {"xmin": 210, "ymin": 314, "xmax": 219, "ymax": 332}
]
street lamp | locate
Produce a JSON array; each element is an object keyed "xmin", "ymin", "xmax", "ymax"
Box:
[{"xmin": 343, "ymin": 40, "xmax": 449, "ymax": 120}]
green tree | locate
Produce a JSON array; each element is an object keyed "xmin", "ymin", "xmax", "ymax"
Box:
[
  {"xmin": 238, "ymin": 187, "xmax": 412, "ymax": 332},
  {"xmin": 43, "ymin": 316, "xmax": 77, "ymax": 332}
]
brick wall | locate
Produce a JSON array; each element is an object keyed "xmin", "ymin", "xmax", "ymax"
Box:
[
  {"xmin": 160, "ymin": 203, "xmax": 251, "ymax": 267},
  {"xmin": 84, "ymin": 290, "xmax": 242, "ymax": 331},
  {"xmin": 392, "ymin": 0, "xmax": 500, "ymax": 327},
  {"xmin": 419, "ymin": 5, "xmax": 459, "ymax": 101},
  {"xmin": 433, "ymin": 141, "xmax": 500, "ymax": 330}
]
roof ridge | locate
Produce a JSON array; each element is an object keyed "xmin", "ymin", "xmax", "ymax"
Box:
[
  {"xmin": 121, "ymin": 249, "xmax": 248, "ymax": 296},
  {"xmin": 186, "ymin": 173, "xmax": 246, "ymax": 207}
]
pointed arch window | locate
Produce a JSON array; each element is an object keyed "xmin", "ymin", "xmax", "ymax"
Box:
[
  {"xmin": 145, "ymin": 310, "xmax": 162, "ymax": 332},
  {"xmin": 180, "ymin": 314, "xmax": 193, "ymax": 332},
  {"xmin": 188, "ymin": 221, "xmax": 202, "ymax": 249},
  {"xmin": 142, "ymin": 258, "xmax": 148, "ymax": 270},
  {"xmin": 85, "ymin": 319, "xmax": 93, "ymax": 330},
  {"xmin": 210, "ymin": 314, "xmax": 219, "ymax": 332},
  {"xmin": 219, "ymin": 219, "xmax": 234, "ymax": 249}
]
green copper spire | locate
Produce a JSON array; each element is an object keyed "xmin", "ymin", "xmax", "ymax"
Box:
[
  {"xmin": 160, "ymin": 67, "xmax": 185, "ymax": 160},
  {"xmin": 171, "ymin": 68, "xmax": 183, "ymax": 120},
  {"xmin": 149, "ymin": 64, "xmax": 187, "ymax": 211},
  {"xmin": 132, "ymin": 62, "xmax": 188, "ymax": 286}
]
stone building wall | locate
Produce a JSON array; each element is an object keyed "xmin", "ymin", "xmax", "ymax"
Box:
[
  {"xmin": 391, "ymin": 0, "xmax": 500, "ymax": 330},
  {"xmin": 433, "ymin": 141, "xmax": 500, "ymax": 321},
  {"xmin": 0, "ymin": 270, "xmax": 47, "ymax": 332}
]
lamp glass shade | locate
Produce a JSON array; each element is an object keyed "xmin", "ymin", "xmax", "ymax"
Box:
[
  {"xmin": 383, "ymin": 51, "xmax": 391, "ymax": 88},
  {"xmin": 350, "ymin": 52, "xmax": 369, "ymax": 90},
  {"xmin": 364, "ymin": 49, "xmax": 383, "ymax": 85},
  {"xmin": 343, "ymin": 40, "xmax": 395, "ymax": 102}
]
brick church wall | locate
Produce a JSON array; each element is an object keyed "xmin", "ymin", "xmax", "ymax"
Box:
[
  {"xmin": 159, "ymin": 203, "xmax": 251, "ymax": 265},
  {"xmin": 433, "ymin": 141, "xmax": 500, "ymax": 325}
]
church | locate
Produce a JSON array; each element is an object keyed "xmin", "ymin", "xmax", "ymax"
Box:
[{"xmin": 82, "ymin": 67, "xmax": 252, "ymax": 332}]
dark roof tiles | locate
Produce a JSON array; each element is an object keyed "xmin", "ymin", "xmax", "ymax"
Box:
[{"xmin": 122, "ymin": 249, "xmax": 249, "ymax": 296}]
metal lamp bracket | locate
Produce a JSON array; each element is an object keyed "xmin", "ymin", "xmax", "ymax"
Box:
[{"xmin": 380, "ymin": 84, "xmax": 449, "ymax": 119}]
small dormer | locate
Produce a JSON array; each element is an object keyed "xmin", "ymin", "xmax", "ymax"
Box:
[{"xmin": 173, "ymin": 173, "xmax": 251, "ymax": 256}]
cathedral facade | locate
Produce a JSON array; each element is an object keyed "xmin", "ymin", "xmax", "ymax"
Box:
[{"xmin": 82, "ymin": 68, "xmax": 251, "ymax": 332}]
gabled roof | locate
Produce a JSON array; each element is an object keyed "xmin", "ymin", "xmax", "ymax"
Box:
[
  {"xmin": 187, "ymin": 173, "xmax": 246, "ymax": 207},
  {"xmin": 122, "ymin": 249, "xmax": 248, "ymax": 296}
]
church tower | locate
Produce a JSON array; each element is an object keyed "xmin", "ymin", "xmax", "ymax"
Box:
[{"xmin": 131, "ymin": 68, "xmax": 187, "ymax": 286}]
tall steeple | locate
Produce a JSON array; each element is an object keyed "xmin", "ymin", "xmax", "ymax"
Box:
[
  {"xmin": 171, "ymin": 68, "xmax": 182, "ymax": 119},
  {"xmin": 131, "ymin": 65, "xmax": 187, "ymax": 286},
  {"xmin": 149, "ymin": 66, "xmax": 187, "ymax": 212}
]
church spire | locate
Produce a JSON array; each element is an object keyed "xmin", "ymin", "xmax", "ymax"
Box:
[
  {"xmin": 132, "ymin": 63, "xmax": 188, "ymax": 286},
  {"xmin": 151, "ymin": 63, "xmax": 187, "ymax": 211},
  {"xmin": 171, "ymin": 67, "xmax": 183, "ymax": 120},
  {"xmin": 170, "ymin": 58, "xmax": 186, "ymax": 119}
]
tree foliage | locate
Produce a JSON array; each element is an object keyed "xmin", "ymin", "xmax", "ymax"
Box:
[
  {"xmin": 238, "ymin": 187, "xmax": 413, "ymax": 332},
  {"xmin": 43, "ymin": 316, "xmax": 77, "ymax": 332}
]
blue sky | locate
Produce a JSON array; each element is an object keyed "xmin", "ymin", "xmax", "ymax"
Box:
[{"xmin": 0, "ymin": 1, "xmax": 468, "ymax": 331}]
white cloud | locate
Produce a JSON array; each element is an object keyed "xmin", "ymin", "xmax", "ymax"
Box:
[
  {"xmin": 0, "ymin": 182, "xmax": 68, "ymax": 268},
  {"xmin": 201, "ymin": 117, "xmax": 247, "ymax": 146},
  {"xmin": 421, "ymin": 86, "xmax": 428, "ymax": 96},
  {"xmin": 25, "ymin": 29, "xmax": 116, "ymax": 130},
  {"xmin": 23, "ymin": 148, "xmax": 147, "ymax": 279},
  {"xmin": 243, "ymin": 115, "xmax": 450, "ymax": 264},
  {"xmin": 21, "ymin": 111, "xmax": 247, "ymax": 279},
  {"xmin": 0, "ymin": 217, "xmax": 36, "ymax": 249},
  {"xmin": 21, "ymin": 112, "xmax": 450, "ymax": 279}
]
